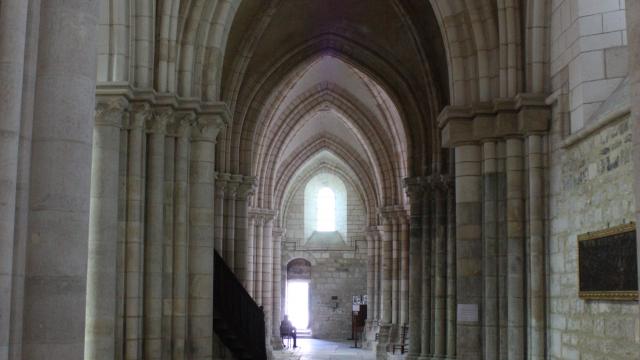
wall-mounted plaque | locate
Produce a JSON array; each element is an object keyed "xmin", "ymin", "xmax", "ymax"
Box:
[
  {"xmin": 456, "ymin": 304, "xmax": 478, "ymax": 323},
  {"xmin": 578, "ymin": 223, "xmax": 638, "ymax": 300}
]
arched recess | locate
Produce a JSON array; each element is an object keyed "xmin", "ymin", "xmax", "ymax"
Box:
[
  {"xmin": 253, "ymin": 86, "xmax": 395, "ymax": 208},
  {"xmin": 274, "ymin": 140, "xmax": 378, "ymax": 227},
  {"xmin": 280, "ymin": 161, "xmax": 371, "ymax": 232}
]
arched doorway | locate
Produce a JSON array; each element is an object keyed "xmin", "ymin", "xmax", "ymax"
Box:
[{"xmin": 286, "ymin": 258, "xmax": 312, "ymax": 331}]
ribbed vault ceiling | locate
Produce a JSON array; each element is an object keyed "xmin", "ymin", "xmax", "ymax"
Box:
[{"xmin": 217, "ymin": 0, "xmax": 449, "ymax": 225}]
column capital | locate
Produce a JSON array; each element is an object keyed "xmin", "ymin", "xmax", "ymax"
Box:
[
  {"xmin": 237, "ymin": 176, "xmax": 257, "ymax": 200},
  {"xmin": 403, "ymin": 177, "xmax": 424, "ymax": 198},
  {"xmin": 426, "ymin": 173, "xmax": 453, "ymax": 192},
  {"xmin": 130, "ymin": 102, "xmax": 153, "ymax": 129},
  {"xmin": 192, "ymin": 114, "xmax": 225, "ymax": 141},
  {"xmin": 215, "ymin": 174, "xmax": 227, "ymax": 196},
  {"xmin": 378, "ymin": 206, "xmax": 407, "ymax": 225},
  {"xmin": 225, "ymin": 176, "xmax": 240, "ymax": 198},
  {"xmin": 438, "ymin": 93, "xmax": 550, "ymax": 147},
  {"xmin": 272, "ymin": 227, "xmax": 286, "ymax": 238},
  {"xmin": 175, "ymin": 111, "xmax": 196, "ymax": 138},
  {"xmin": 147, "ymin": 107, "xmax": 173, "ymax": 134},
  {"xmin": 95, "ymin": 96, "xmax": 129, "ymax": 128},
  {"xmin": 250, "ymin": 208, "xmax": 277, "ymax": 222}
]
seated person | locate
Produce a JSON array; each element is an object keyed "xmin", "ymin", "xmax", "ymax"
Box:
[{"xmin": 279, "ymin": 315, "xmax": 297, "ymax": 348}]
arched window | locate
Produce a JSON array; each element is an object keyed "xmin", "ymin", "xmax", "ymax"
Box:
[
  {"xmin": 316, "ymin": 187, "xmax": 336, "ymax": 231},
  {"xmin": 303, "ymin": 172, "xmax": 347, "ymax": 241}
]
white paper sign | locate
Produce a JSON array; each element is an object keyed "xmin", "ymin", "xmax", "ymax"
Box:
[{"xmin": 457, "ymin": 304, "xmax": 479, "ymax": 323}]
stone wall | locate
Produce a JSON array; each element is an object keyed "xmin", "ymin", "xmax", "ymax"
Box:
[
  {"xmin": 548, "ymin": 112, "xmax": 640, "ymax": 359},
  {"xmin": 550, "ymin": 0, "xmax": 628, "ymax": 132},
  {"xmin": 282, "ymin": 171, "xmax": 368, "ymax": 339}
]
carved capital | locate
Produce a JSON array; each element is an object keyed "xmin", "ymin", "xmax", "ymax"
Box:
[
  {"xmin": 237, "ymin": 176, "xmax": 257, "ymax": 200},
  {"xmin": 191, "ymin": 114, "xmax": 225, "ymax": 141},
  {"xmin": 403, "ymin": 177, "xmax": 423, "ymax": 198},
  {"xmin": 426, "ymin": 174, "xmax": 451, "ymax": 192},
  {"xmin": 175, "ymin": 112, "xmax": 196, "ymax": 138},
  {"xmin": 147, "ymin": 107, "xmax": 173, "ymax": 134},
  {"xmin": 95, "ymin": 96, "xmax": 129, "ymax": 128},
  {"xmin": 272, "ymin": 227, "xmax": 286, "ymax": 238},
  {"xmin": 131, "ymin": 102, "xmax": 153, "ymax": 129}
]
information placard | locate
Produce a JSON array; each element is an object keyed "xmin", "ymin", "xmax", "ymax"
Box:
[{"xmin": 457, "ymin": 304, "xmax": 478, "ymax": 323}]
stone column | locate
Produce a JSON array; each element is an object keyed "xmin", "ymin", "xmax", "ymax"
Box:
[
  {"xmin": 454, "ymin": 144, "xmax": 483, "ymax": 359},
  {"xmin": 627, "ymin": 0, "xmax": 640, "ymax": 310},
  {"xmin": 0, "ymin": 2, "xmax": 29, "ymax": 355},
  {"xmin": 391, "ymin": 216, "xmax": 399, "ymax": 325},
  {"xmin": 255, "ymin": 216, "xmax": 264, "ymax": 304},
  {"xmin": 22, "ymin": 1, "xmax": 98, "ymax": 358},
  {"xmin": 162, "ymin": 125, "xmax": 176, "ymax": 359},
  {"xmin": 367, "ymin": 231, "xmax": 375, "ymax": 323},
  {"xmin": 262, "ymin": 216, "xmax": 274, "ymax": 348},
  {"xmin": 497, "ymin": 141, "xmax": 508, "ymax": 359},
  {"xmin": 381, "ymin": 218, "xmax": 393, "ymax": 324},
  {"xmin": 482, "ymin": 141, "xmax": 499, "ymax": 360},
  {"xmin": 9, "ymin": 2, "xmax": 40, "ymax": 357},
  {"xmin": 214, "ymin": 174, "xmax": 228, "ymax": 254},
  {"xmin": 375, "ymin": 218, "xmax": 393, "ymax": 359},
  {"xmin": 115, "ymin": 122, "xmax": 127, "ymax": 360},
  {"xmin": 224, "ymin": 177, "xmax": 239, "ymax": 269},
  {"xmin": 445, "ymin": 176, "xmax": 457, "ymax": 357},
  {"xmin": 527, "ymin": 134, "xmax": 545, "ymax": 360},
  {"xmin": 235, "ymin": 177, "xmax": 255, "ymax": 287},
  {"xmin": 188, "ymin": 115, "xmax": 223, "ymax": 359},
  {"xmin": 399, "ymin": 216, "xmax": 409, "ymax": 326},
  {"xmin": 84, "ymin": 97, "xmax": 127, "ymax": 360},
  {"xmin": 272, "ymin": 228, "xmax": 284, "ymax": 341},
  {"xmin": 247, "ymin": 215, "xmax": 256, "ymax": 297},
  {"xmin": 506, "ymin": 138, "xmax": 525, "ymax": 360},
  {"xmin": 144, "ymin": 110, "xmax": 170, "ymax": 359},
  {"xmin": 172, "ymin": 117, "xmax": 192, "ymax": 359},
  {"xmin": 420, "ymin": 186, "xmax": 432, "ymax": 359},
  {"xmin": 124, "ymin": 106, "xmax": 149, "ymax": 360},
  {"xmin": 433, "ymin": 175, "xmax": 448, "ymax": 357},
  {"xmin": 404, "ymin": 178, "xmax": 423, "ymax": 359},
  {"xmin": 372, "ymin": 228, "xmax": 380, "ymax": 322}
]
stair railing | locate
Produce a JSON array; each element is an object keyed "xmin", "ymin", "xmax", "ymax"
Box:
[{"xmin": 214, "ymin": 250, "xmax": 266, "ymax": 360}]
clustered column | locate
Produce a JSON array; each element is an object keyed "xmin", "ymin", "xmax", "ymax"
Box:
[
  {"xmin": 401, "ymin": 175, "xmax": 456, "ymax": 360},
  {"xmin": 439, "ymin": 97, "xmax": 550, "ymax": 359},
  {"xmin": 246, "ymin": 209, "xmax": 281, "ymax": 350},
  {"xmin": 404, "ymin": 178, "xmax": 423, "ymax": 360},
  {"xmin": 373, "ymin": 207, "xmax": 410, "ymax": 353}
]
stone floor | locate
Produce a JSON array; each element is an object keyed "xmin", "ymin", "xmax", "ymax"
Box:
[{"xmin": 272, "ymin": 338, "xmax": 376, "ymax": 360}]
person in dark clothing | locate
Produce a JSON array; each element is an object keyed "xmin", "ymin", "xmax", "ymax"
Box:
[{"xmin": 279, "ymin": 315, "xmax": 297, "ymax": 348}]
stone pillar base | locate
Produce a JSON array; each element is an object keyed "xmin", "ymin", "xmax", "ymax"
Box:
[
  {"xmin": 271, "ymin": 336, "xmax": 283, "ymax": 350},
  {"xmin": 376, "ymin": 323, "xmax": 392, "ymax": 360}
]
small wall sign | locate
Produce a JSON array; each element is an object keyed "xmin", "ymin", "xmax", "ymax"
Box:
[{"xmin": 457, "ymin": 303, "xmax": 479, "ymax": 323}]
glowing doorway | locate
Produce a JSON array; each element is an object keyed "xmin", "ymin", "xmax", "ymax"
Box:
[{"xmin": 286, "ymin": 281, "xmax": 309, "ymax": 330}]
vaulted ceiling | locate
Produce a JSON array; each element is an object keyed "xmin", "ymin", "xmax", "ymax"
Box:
[{"xmin": 215, "ymin": 0, "xmax": 450, "ymax": 224}]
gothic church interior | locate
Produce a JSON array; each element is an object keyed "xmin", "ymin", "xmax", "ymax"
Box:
[{"xmin": 1, "ymin": 0, "xmax": 640, "ymax": 359}]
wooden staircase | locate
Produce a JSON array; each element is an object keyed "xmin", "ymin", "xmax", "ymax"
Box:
[{"xmin": 214, "ymin": 251, "xmax": 267, "ymax": 360}]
